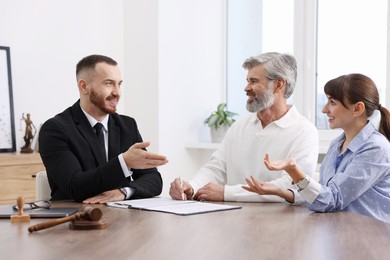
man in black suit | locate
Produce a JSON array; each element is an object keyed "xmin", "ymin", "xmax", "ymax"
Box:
[{"xmin": 39, "ymin": 54, "xmax": 168, "ymax": 203}]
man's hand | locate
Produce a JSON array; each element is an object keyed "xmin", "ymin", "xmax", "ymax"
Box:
[
  {"xmin": 83, "ymin": 189, "xmax": 125, "ymax": 204},
  {"xmin": 194, "ymin": 182, "xmax": 224, "ymax": 202},
  {"xmin": 123, "ymin": 141, "xmax": 168, "ymax": 169},
  {"xmin": 169, "ymin": 178, "xmax": 194, "ymax": 200}
]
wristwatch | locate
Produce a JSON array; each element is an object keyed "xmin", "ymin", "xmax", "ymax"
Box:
[
  {"xmin": 295, "ymin": 178, "xmax": 310, "ymax": 191},
  {"xmin": 119, "ymin": 187, "xmax": 128, "ymax": 199}
]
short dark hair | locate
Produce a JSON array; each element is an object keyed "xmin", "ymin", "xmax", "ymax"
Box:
[{"xmin": 76, "ymin": 54, "xmax": 117, "ymax": 77}]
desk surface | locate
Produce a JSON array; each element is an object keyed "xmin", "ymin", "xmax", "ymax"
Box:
[{"xmin": 1, "ymin": 200, "xmax": 390, "ymax": 260}]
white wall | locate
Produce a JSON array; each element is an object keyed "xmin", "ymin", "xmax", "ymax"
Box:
[
  {"xmin": 0, "ymin": 0, "xmax": 125, "ymax": 150},
  {"xmin": 158, "ymin": 0, "xmax": 226, "ymax": 195},
  {"xmin": 123, "ymin": 0, "xmax": 159, "ymax": 151},
  {"xmin": 226, "ymin": 0, "xmax": 262, "ymax": 120},
  {"xmin": 123, "ymin": 0, "xmax": 226, "ymax": 196},
  {"xmin": 1, "ymin": 0, "xmax": 226, "ymax": 196}
]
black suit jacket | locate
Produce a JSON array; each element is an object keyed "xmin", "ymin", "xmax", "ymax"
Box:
[{"xmin": 39, "ymin": 100, "xmax": 163, "ymax": 202}]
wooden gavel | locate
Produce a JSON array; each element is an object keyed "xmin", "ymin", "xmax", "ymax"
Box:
[{"xmin": 28, "ymin": 206, "xmax": 102, "ymax": 233}]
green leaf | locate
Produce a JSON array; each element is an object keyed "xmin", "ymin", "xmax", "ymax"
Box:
[
  {"xmin": 217, "ymin": 103, "xmax": 226, "ymax": 112},
  {"xmin": 226, "ymin": 111, "xmax": 238, "ymax": 117},
  {"xmin": 207, "ymin": 114, "xmax": 219, "ymax": 127},
  {"xmin": 204, "ymin": 103, "xmax": 238, "ymax": 128}
]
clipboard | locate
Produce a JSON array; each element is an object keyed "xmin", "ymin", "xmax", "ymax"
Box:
[
  {"xmin": 106, "ymin": 197, "xmax": 241, "ymax": 216},
  {"xmin": 0, "ymin": 205, "xmax": 79, "ymax": 218}
]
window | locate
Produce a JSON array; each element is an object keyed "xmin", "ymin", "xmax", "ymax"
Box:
[
  {"xmin": 226, "ymin": 0, "xmax": 293, "ymax": 119},
  {"xmin": 227, "ymin": 0, "xmax": 389, "ymax": 151},
  {"xmin": 316, "ymin": 0, "xmax": 388, "ymax": 129}
]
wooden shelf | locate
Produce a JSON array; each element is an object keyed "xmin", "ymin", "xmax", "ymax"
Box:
[
  {"xmin": 185, "ymin": 142, "xmax": 221, "ymax": 150},
  {"xmin": 0, "ymin": 152, "xmax": 45, "ymax": 205}
]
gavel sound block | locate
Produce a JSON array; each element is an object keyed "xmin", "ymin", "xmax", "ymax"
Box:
[{"xmin": 28, "ymin": 206, "xmax": 107, "ymax": 233}]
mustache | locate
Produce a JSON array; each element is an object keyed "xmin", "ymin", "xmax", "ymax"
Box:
[
  {"xmin": 106, "ymin": 94, "xmax": 119, "ymax": 100},
  {"xmin": 246, "ymin": 90, "xmax": 256, "ymax": 97}
]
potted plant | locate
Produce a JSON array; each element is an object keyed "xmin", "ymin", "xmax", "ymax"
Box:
[{"xmin": 204, "ymin": 103, "xmax": 237, "ymax": 143}]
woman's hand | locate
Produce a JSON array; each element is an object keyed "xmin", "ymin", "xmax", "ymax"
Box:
[
  {"xmin": 263, "ymin": 153, "xmax": 305, "ymax": 184},
  {"xmin": 263, "ymin": 153, "xmax": 297, "ymax": 171},
  {"xmin": 242, "ymin": 176, "xmax": 295, "ymax": 203},
  {"xmin": 242, "ymin": 176, "xmax": 281, "ymax": 196}
]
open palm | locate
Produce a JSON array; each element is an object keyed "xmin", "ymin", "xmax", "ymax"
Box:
[
  {"xmin": 263, "ymin": 153, "xmax": 297, "ymax": 171},
  {"xmin": 242, "ymin": 176, "xmax": 280, "ymax": 196}
]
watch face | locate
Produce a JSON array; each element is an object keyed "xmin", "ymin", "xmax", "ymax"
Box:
[{"xmin": 297, "ymin": 179, "xmax": 309, "ymax": 190}]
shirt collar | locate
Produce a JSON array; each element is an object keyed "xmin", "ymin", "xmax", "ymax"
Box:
[
  {"xmin": 273, "ymin": 105, "xmax": 299, "ymax": 128},
  {"xmin": 347, "ymin": 122, "xmax": 376, "ymax": 153},
  {"xmin": 80, "ymin": 108, "xmax": 109, "ymax": 132},
  {"xmin": 333, "ymin": 122, "xmax": 376, "ymax": 154},
  {"xmin": 250, "ymin": 105, "xmax": 299, "ymax": 128}
]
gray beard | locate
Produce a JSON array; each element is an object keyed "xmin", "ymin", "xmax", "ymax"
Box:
[{"xmin": 246, "ymin": 89, "xmax": 274, "ymax": 113}]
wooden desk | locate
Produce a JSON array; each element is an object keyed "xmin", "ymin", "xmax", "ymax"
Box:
[
  {"xmin": 0, "ymin": 153, "xmax": 45, "ymax": 204},
  {"xmin": 1, "ymin": 201, "xmax": 390, "ymax": 259}
]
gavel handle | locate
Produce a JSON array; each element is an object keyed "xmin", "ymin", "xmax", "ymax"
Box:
[{"xmin": 28, "ymin": 212, "xmax": 82, "ymax": 233}]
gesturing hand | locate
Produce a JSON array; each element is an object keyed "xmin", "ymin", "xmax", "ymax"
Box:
[
  {"xmin": 263, "ymin": 153, "xmax": 297, "ymax": 171},
  {"xmin": 242, "ymin": 176, "xmax": 295, "ymax": 203},
  {"xmin": 123, "ymin": 141, "xmax": 168, "ymax": 169},
  {"xmin": 242, "ymin": 176, "xmax": 280, "ymax": 195},
  {"xmin": 263, "ymin": 153, "xmax": 305, "ymax": 186}
]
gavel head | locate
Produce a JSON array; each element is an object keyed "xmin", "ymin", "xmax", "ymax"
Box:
[{"xmin": 81, "ymin": 206, "xmax": 103, "ymax": 221}]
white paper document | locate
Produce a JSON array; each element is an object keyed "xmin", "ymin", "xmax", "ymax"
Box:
[{"xmin": 106, "ymin": 197, "xmax": 241, "ymax": 216}]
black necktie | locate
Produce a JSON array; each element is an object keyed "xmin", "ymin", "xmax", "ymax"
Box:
[{"xmin": 94, "ymin": 123, "xmax": 106, "ymax": 161}]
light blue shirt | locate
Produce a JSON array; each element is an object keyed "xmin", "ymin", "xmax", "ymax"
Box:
[{"xmin": 300, "ymin": 122, "xmax": 390, "ymax": 223}]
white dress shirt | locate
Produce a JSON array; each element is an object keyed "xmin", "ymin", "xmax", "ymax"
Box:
[{"xmin": 81, "ymin": 109, "xmax": 134, "ymax": 199}]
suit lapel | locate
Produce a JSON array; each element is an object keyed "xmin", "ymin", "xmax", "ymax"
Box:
[
  {"xmin": 71, "ymin": 101, "xmax": 106, "ymax": 165},
  {"xmin": 108, "ymin": 116, "xmax": 120, "ymax": 159}
]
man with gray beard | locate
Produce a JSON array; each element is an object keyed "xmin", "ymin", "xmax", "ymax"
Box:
[{"xmin": 170, "ymin": 52, "xmax": 318, "ymax": 204}]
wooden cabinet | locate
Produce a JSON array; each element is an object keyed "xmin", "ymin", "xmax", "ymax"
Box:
[{"xmin": 0, "ymin": 153, "xmax": 45, "ymax": 205}]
